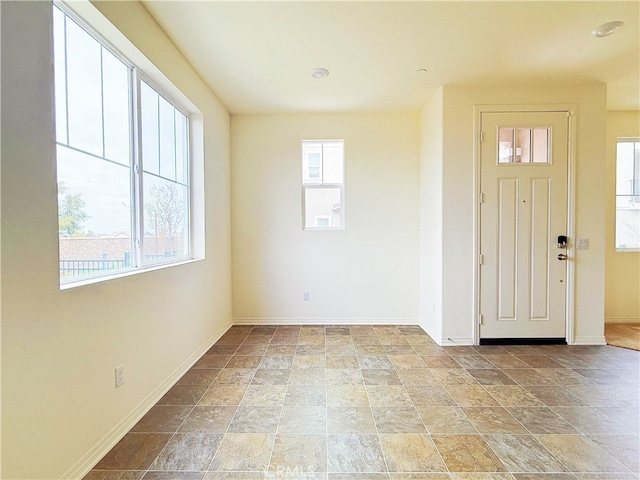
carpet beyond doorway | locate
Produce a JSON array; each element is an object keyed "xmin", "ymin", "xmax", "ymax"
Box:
[{"xmin": 606, "ymin": 323, "xmax": 640, "ymax": 351}]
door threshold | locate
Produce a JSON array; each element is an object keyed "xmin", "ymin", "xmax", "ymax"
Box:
[{"xmin": 480, "ymin": 338, "xmax": 567, "ymax": 345}]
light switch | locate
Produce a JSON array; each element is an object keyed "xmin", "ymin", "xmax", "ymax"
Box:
[{"xmin": 576, "ymin": 238, "xmax": 589, "ymax": 249}]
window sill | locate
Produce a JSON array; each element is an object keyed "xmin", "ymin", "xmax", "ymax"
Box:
[
  {"xmin": 60, "ymin": 257, "xmax": 202, "ymax": 291},
  {"xmin": 303, "ymin": 227, "xmax": 345, "ymax": 231}
]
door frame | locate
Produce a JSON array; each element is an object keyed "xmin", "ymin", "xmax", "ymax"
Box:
[{"xmin": 473, "ymin": 104, "xmax": 577, "ymax": 345}]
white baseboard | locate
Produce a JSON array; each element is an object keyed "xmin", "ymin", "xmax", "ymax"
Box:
[
  {"xmin": 233, "ymin": 317, "xmax": 419, "ymax": 326},
  {"xmin": 439, "ymin": 336, "xmax": 474, "ymax": 346},
  {"xmin": 573, "ymin": 335, "xmax": 607, "ymax": 346},
  {"xmin": 605, "ymin": 317, "xmax": 640, "ymax": 324},
  {"xmin": 416, "ymin": 321, "xmax": 474, "ymax": 346},
  {"xmin": 61, "ymin": 319, "xmax": 232, "ymax": 480}
]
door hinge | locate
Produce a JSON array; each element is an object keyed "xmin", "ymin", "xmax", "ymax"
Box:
[
  {"xmin": 478, "ymin": 314, "xmax": 484, "ymax": 325},
  {"xmin": 479, "ymin": 254, "xmax": 484, "ymax": 265},
  {"xmin": 479, "ymin": 192, "xmax": 485, "ymax": 204},
  {"xmin": 479, "ymin": 131, "xmax": 484, "ymax": 143}
]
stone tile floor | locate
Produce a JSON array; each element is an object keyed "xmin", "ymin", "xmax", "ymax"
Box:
[{"xmin": 84, "ymin": 325, "xmax": 640, "ymax": 480}]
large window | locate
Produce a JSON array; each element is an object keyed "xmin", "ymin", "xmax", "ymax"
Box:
[
  {"xmin": 54, "ymin": 5, "xmax": 191, "ymax": 284},
  {"xmin": 302, "ymin": 140, "xmax": 344, "ymax": 230},
  {"xmin": 616, "ymin": 139, "xmax": 640, "ymax": 251}
]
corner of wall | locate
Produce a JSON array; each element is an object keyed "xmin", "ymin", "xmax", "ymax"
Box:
[{"xmin": 418, "ymin": 89, "xmax": 445, "ymax": 342}]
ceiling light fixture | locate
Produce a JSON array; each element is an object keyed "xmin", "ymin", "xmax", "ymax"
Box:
[
  {"xmin": 591, "ymin": 21, "xmax": 624, "ymax": 37},
  {"xmin": 312, "ymin": 68, "xmax": 329, "ymax": 79}
]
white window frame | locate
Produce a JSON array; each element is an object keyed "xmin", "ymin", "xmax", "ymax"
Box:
[
  {"xmin": 54, "ymin": 1, "xmax": 201, "ymax": 287},
  {"xmin": 615, "ymin": 137, "xmax": 640, "ymax": 252},
  {"xmin": 301, "ymin": 140, "xmax": 345, "ymax": 231}
]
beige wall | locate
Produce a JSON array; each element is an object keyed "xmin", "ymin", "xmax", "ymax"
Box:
[
  {"xmin": 605, "ymin": 111, "xmax": 640, "ymax": 324},
  {"xmin": 419, "ymin": 89, "xmax": 444, "ymax": 341},
  {"xmin": 433, "ymin": 84, "xmax": 608, "ymax": 345},
  {"xmin": 1, "ymin": 1, "xmax": 232, "ymax": 478},
  {"xmin": 231, "ymin": 113, "xmax": 420, "ymax": 324}
]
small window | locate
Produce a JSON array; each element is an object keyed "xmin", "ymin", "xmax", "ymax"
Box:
[
  {"xmin": 498, "ymin": 127, "xmax": 550, "ymax": 164},
  {"xmin": 615, "ymin": 138, "xmax": 640, "ymax": 251},
  {"xmin": 302, "ymin": 140, "xmax": 344, "ymax": 230},
  {"xmin": 54, "ymin": 5, "xmax": 191, "ymax": 284},
  {"xmin": 314, "ymin": 216, "xmax": 331, "ymax": 228}
]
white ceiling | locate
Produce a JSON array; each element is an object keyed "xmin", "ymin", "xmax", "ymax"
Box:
[{"xmin": 140, "ymin": 1, "xmax": 639, "ymax": 114}]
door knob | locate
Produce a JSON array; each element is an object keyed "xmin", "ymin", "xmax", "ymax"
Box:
[{"xmin": 557, "ymin": 253, "xmax": 567, "ymax": 261}]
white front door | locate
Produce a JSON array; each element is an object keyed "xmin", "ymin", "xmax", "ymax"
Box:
[{"xmin": 479, "ymin": 111, "xmax": 569, "ymax": 340}]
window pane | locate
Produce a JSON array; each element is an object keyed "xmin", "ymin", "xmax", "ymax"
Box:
[
  {"xmin": 66, "ymin": 18, "xmax": 103, "ymax": 156},
  {"xmin": 143, "ymin": 174, "xmax": 189, "ymax": 262},
  {"xmin": 53, "ymin": 8, "xmax": 67, "ymax": 144},
  {"xmin": 175, "ymin": 111, "xmax": 188, "ymax": 184},
  {"xmin": 616, "ymin": 140, "xmax": 640, "ymax": 250},
  {"xmin": 616, "ymin": 142, "xmax": 635, "ymax": 195},
  {"xmin": 57, "ymin": 145, "xmax": 132, "ymax": 279},
  {"xmin": 635, "ymin": 143, "xmax": 640, "ymax": 194},
  {"xmin": 498, "ymin": 128, "xmax": 514, "ymax": 163},
  {"xmin": 102, "ymin": 49, "xmax": 130, "ymax": 166},
  {"xmin": 141, "ymin": 81, "xmax": 159, "ymax": 175},
  {"xmin": 322, "ymin": 141, "xmax": 344, "ymax": 183},
  {"xmin": 615, "ymin": 200, "xmax": 640, "ymax": 250},
  {"xmin": 304, "ymin": 187, "xmax": 341, "ymax": 229},
  {"xmin": 532, "ymin": 128, "xmax": 550, "ymax": 163},
  {"xmin": 308, "ymin": 153, "xmax": 321, "ymax": 179},
  {"xmin": 159, "ymin": 96, "xmax": 176, "ymax": 180},
  {"xmin": 515, "ymin": 128, "xmax": 531, "ymax": 163},
  {"xmin": 302, "ymin": 142, "xmax": 322, "ymax": 184}
]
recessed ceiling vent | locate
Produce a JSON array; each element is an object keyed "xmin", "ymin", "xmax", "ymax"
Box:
[
  {"xmin": 311, "ymin": 68, "xmax": 329, "ymax": 79},
  {"xmin": 591, "ymin": 21, "xmax": 624, "ymax": 37}
]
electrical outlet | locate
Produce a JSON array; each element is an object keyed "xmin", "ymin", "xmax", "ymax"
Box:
[
  {"xmin": 302, "ymin": 291, "xmax": 310, "ymax": 301},
  {"xmin": 115, "ymin": 364, "xmax": 125, "ymax": 388}
]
